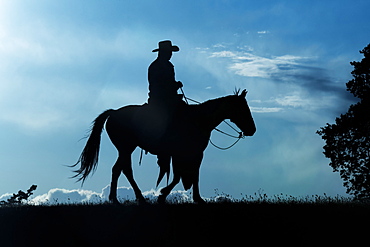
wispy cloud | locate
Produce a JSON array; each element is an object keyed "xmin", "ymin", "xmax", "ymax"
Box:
[
  {"xmin": 202, "ymin": 44, "xmax": 356, "ymax": 117},
  {"xmin": 209, "ymin": 51, "xmax": 237, "ymax": 58},
  {"xmin": 250, "ymin": 106, "xmax": 283, "ymax": 113},
  {"xmin": 274, "ymin": 94, "xmax": 312, "ymax": 108},
  {"xmin": 210, "ymin": 50, "xmax": 310, "ymax": 79}
]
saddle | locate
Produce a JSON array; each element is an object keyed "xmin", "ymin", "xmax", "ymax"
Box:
[{"xmin": 132, "ymin": 96, "xmax": 186, "ymax": 152}]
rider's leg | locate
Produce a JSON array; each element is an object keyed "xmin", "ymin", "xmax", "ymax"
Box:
[{"xmin": 156, "ymin": 154, "xmax": 171, "ymax": 187}]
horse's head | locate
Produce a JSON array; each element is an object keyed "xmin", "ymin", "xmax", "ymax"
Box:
[{"xmin": 229, "ymin": 89, "xmax": 256, "ymax": 137}]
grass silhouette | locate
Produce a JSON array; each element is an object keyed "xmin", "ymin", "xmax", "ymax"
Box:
[{"xmin": 1, "ymin": 192, "xmax": 369, "ymax": 246}]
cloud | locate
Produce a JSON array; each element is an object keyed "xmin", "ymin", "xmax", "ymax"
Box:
[
  {"xmin": 0, "ymin": 193, "xmax": 12, "ymax": 202},
  {"xmin": 274, "ymin": 93, "xmax": 317, "ymax": 109},
  {"xmin": 275, "ymin": 94, "xmax": 306, "ymax": 107},
  {"xmin": 30, "ymin": 188, "xmax": 103, "ymax": 205},
  {"xmin": 250, "ymin": 107, "xmax": 283, "ymax": 113},
  {"xmin": 209, "ymin": 50, "xmax": 309, "ymax": 79},
  {"xmin": 210, "ymin": 51, "xmax": 237, "ymax": 58},
  {"xmin": 27, "ymin": 185, "xmax": 191, "ymax": 205},
  {"xmin": 202, "ymin": 44, "xmax": 357, "ymax": 118},
  {"xmin": 206, "ymin": 46, "xmax": 345, "ymax": 97}
]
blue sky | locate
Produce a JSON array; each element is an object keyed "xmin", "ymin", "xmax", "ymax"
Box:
[{"xmin": 1, "ymin": 0, "xmax": 370, "ymax": 201}]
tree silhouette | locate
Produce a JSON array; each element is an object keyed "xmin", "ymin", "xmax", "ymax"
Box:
[{"xmin": 317, "ymin": 44, "xmax": 370, "ymax": 198}]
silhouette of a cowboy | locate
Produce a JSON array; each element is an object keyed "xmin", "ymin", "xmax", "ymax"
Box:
[
  {"xmin": 148, "ymin": 40, "xmax": 185, "ymax": 185},
  {"xmin": 148, "ymin": 40, "xmax": 185, "ymax": 108}
]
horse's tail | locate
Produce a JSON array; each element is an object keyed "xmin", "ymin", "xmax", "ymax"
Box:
[{"xmin": 71, "ymin": 109, "xmax": 114, "ymax": 184}]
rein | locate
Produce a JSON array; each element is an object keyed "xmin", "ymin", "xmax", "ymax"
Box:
[
  {"xmin": 138, "ymin": 91, "xmax": 245, "ymax": 165},
  {"xmin": 183, "ymin": 95, "xmax": 245, "ymax": 150}
]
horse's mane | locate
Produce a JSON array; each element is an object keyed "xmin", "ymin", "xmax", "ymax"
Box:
[
  {"xmin": 187, "ymin": 92, "xmax": 239, "ymax": 117},
  {"xmin": 193, "ymin": 89, "xmax": 241, "ymax": 107}
]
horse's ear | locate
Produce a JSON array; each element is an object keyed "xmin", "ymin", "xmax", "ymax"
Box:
[{"xmin": 240, "ymin": 89, "xmax": 248, "ymax": 98}]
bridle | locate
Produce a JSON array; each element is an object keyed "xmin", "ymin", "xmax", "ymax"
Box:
[{"xmin": 182, "ymin": 93, "xmax": 245, "ymax": 150}]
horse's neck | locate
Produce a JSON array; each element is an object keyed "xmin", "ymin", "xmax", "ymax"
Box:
[{"xmin": 195, "ymin": 96, "xmax": 232, "ymax": 131}]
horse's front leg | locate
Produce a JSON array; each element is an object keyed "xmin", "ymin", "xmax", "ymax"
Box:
[
  {"xmin": 158, "ymin": 173, "xmax": 180, "ymax": 204},
  {"xmin": 190, "ymin": 153, "xmax": 206, "ymax": 204}
]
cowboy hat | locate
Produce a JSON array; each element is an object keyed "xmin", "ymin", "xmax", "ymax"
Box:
[{"xmin": 152, "ymin": 40, "xmax": 179, "ymax": 52}]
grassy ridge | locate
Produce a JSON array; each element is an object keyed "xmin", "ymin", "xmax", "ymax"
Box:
[{"xmin": 1, "ymin": 201, "xmax": 369, "ymax": 246}]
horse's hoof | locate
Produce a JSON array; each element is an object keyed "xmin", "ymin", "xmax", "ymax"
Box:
[
  {"xmin": 137, "ymin": 197, "xmax": 148, "ymax": 205},
  {"xmin": 160, "ymin": 187, "xmax": 170, "ymax": 196},
  {"xmin": 194, "ymin": 198, "xmax": 206, "ymax": 204}
]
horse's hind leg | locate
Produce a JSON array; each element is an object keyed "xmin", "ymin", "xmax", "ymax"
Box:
[
  {"xmin": 109, "ymin": 149, "xmax": 146, "ymax": 204},
  {"xmin": 109, "ymin": 157, "xmax": 123, "ymax": 204},
  {"xmin": 121, "ymin": 155, "xmax": 146, "ymax": 204}
]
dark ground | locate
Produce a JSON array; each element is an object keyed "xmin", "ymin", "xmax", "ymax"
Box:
[{"xmin": 0, "ymin": 201, "xmax": 369, "ymax": 246}]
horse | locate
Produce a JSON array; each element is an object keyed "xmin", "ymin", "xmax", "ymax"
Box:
[{"xmin": 71, "ymin": 89, "xmax": 256, "ymax": 204}]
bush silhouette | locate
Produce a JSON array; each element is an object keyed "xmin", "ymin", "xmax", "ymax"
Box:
[{"xmin": 0, "ymin": 185, "xmax": 37, "ymax": 205}]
